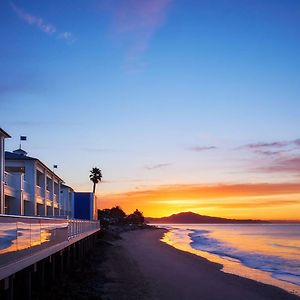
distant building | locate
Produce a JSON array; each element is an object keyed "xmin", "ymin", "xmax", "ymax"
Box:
[
  {"xmin": 60, "ymin": 184, "xmax": 74, "ymax": 218},
  {"xmin": 0, "ymin": 128, "xmax": 11, "ymax": 214},
  {"xmin": 74, "ymin": 192, "xmax": 97, "ymax": 220}
]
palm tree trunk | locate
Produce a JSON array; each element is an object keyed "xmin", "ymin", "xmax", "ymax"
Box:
[{"xmin": 93, "ymin": 182, "xmax": 96, "ymax": 194}]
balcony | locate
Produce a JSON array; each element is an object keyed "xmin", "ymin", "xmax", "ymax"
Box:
[
  {"xmin": 4, "ymin": 172, "xmax": 14, "ymax": 186},
  {"xmin": 23, "ymin": 181, "xmax": 31, "ymax": 193},
  {"xmin": 4, "ymin": 172, "xmax": 18, "ymax": 197},
  {"xmin": 35, "ymin": 185, "xmax": 42, "ymax": 198}
]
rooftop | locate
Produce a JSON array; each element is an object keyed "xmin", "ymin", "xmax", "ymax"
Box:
[
  {"xmin": 0, "ymin": 128, "xmax": 11, "ymax": 138},
  {"xmin": 5, "ymin": 150, "xmax": 64, "ymax": 182}
]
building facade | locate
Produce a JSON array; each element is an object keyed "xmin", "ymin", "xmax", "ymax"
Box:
[
  {"xmin": 0, "ymin": 129, "xmax": 11, "ymax": 214},
  {"xmin": 60, "ymin": 184, "xmax": 74, "ymax": 218},
  {"xmin": 4, "ymin": 149, "xmax": 64, "ymax": 216},
  {"xmin": 1, "ymin": 128, "xmax": 97, "ymax": 221}
]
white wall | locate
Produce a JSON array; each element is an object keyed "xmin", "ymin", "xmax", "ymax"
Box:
[{"xmin": 0, "ymin": 137, "xmax": 5, "ymax": 214}]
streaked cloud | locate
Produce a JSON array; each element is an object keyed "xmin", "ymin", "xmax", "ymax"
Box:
[
  {"xmin": 239, "ymin": 139, "xmax": 300, "ymax": 175},
  {"xmin": 10, "ymin": 2, "xmax": 76, "ymax": 42},
  {"xmin": 214, "ymin": 200, "xmax": 300, "ymax": 209},
  {"xmin": 103, "ymin": 182, "xmax": 300, "ymax": 202},
  {"xmin": 10, "ymin": 2, "xmax": 56, "ymax": 34},
  {"xmin": 99, "ymin": 0, "xmax": 172, "ymax": 71},
  {"xmin": 241, "ymin": 139, "xmax": 300, "ymax": 151},
  {"xmin": 58, "ymin": 31, "xmax": 77, "ymax": 43},
  {"xmin": 243, "ymin": 141, "xmax": 288, "ymax": 149},
  {"xmin": 188, "ymin": 146, "xmax": 217, "ymax": 152},
  {"xmin": 100, "ymin": 182, "xmax": 300, "ymax": 219},
  {"xmin": 144, "ymin": 163, "xmax": 171, "ymax": 170},
  {"xmin": 253, "ymin": 150, "xmax": 288, "ymax": 156},
  {"xmin": 150, "ymin": 199, "xmax": 300, "ymax": 209},
  {"xmin": 257, "ymin": 156, "xmax": 300, "ymax": 174}
]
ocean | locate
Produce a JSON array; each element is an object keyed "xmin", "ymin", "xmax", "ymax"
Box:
[{"xmin": 160, "ymin": 224, "xmax": 300, "ymax": 296}]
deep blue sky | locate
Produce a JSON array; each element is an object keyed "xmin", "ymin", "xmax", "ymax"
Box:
[{"xmin": 1, "ymin": 0, "xmax": 300, "ymax": 199}]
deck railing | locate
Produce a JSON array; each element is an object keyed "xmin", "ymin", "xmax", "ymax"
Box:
[
  {"xmin": 0, "ymin": 215, "xmax": 100, "ymax": 271},
  {"xmin": 4, "ymin": 172, "xmax": 17, "ymax": 187}
]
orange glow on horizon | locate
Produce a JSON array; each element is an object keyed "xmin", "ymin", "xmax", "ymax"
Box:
[{"xmin": 98, "ymin": 182, "xmax": 300, "ymax": 220}]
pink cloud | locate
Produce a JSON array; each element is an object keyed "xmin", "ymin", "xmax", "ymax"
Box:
[
  {"xmin": 99, "ymin": 0, "xmax": 172, "ymax": 71},
  {"xmin": 259, "ymin": 156, "xmax": 300, "ymax": 174},
  {"xmin": 112, "ymin": 0, "xmax": 172, "ymax": 33},
  {"xmin": 189, "ymin": 146, "xmax": 217, "ymax": 152}
]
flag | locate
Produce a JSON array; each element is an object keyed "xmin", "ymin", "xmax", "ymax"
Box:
[{"xmin": 20, "ymin": 136, "xmax": 27, "ymax": 141}]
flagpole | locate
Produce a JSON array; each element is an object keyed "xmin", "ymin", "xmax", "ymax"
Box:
[{"xmin": 19, "ymin": 135, "xmax": 27, "ymax": 149}]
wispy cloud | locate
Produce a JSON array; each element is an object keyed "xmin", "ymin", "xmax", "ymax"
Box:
[
  {"xmin": 239, "ymin": 139, "xmax": 300, "ymax": 175},
  {"xmin": 99, "ymin": 0, "xmax": 172, "ymax": 72},
  {"xmin": 150, "ymin": 199, "xmax": 300, "ymax": 209},
  {"xmin": 10, "ymin": 2, "xmax": 76, "ymax": 42},
  {"xmin": 144, "ymin": 163, "xmax": 171, "ymax": 170},
  {"xmin": 104, "ymin": 182, "xmax": 300, "ymax": 201},
  {"xmin": 58, "ymin": 31, "xmax": 77, "ymax": 43},
  {"xmin": 241, "ymin": 139, "xmax": 300, "ymax": 151},
  {"xmin": 188, "ymin": 146, "xmax": 217, "ymax": 152},
  {"xmin": 243, "ymin": 141, "xmax": 288, "ymax": 149},
  {"xmin": 10, "ymin": 2, "xmax": 56, "ymax": 34},
  {"xmin": 254, "ymin": 150, "xmax": 289, "ymax": 156},
  {"xmin": 257, "ymin": 156, "xmax": 300, "ymax": 174}
]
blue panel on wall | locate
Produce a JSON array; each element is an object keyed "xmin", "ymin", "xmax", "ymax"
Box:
[{"xmin": 74, "ymin": 192, "xmax": 92, "ymax": 220}]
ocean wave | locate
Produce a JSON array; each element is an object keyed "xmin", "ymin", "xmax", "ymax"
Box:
[{"xmin": 189, "ymin": 230, "xmax": 300, "ymax": 286}]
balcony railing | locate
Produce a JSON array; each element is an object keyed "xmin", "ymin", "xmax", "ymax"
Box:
[
  {"xmin": 4, "ymin": 172, "xmax": 17, "ymax": 187},
  {"xmin": 0, "ymin": 215, "xmax": 100, "ymax": 277},
  {"xmin": 23, "ymin": 181, "xmax": 31, "ymax": 193},
  {"xmin": 35, "ymin": 185, "xmax": 42, "ymax": 197}
]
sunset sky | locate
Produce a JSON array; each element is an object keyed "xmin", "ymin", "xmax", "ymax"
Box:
[{"xmin": 1, "ymin": 0, "xmax": 300, "ymax": 220}]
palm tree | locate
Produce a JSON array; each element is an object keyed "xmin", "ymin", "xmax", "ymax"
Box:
[{"xmin": 90, "ymin": 167, "xmax": 102, "ymax": 194}]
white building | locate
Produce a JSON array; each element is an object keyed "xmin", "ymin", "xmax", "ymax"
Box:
[
  {"xmin": 4, "ymin": 148, "xmax": 64, "ymax": 216},
  {"xmin": 0, "ymin": 128, "xmax": 11, "ymax": 214},
  {"xmin": 1, "ymin": 128, "xmax": 98, "ymax": 221}
]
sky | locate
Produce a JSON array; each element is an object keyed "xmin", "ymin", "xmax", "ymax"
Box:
[{"xmin": 1, "ymin": 0, "xmax": 300, "ymax": 220}]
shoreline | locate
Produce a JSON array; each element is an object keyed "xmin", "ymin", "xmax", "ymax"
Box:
[
  {"xmin": 102, "ymin": 228, "xmax": 300, "ymax": 300},
  {"xmin": 161, "ymin": 225, "xmax": 300, "ymax": 296}
]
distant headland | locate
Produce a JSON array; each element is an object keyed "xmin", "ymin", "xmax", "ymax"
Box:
[{"xmin": 146, "ymin": 211, "xmax": 269, "ymax": 224}]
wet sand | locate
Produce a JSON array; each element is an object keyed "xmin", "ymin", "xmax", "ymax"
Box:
[{"xmin": 102, "ymin": 228, "xmax": 300, "ymax": 300}]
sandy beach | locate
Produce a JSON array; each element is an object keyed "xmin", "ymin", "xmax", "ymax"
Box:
[{"xmin": 102, "ymin": 228, "xmax": 300, "ymax": 300}]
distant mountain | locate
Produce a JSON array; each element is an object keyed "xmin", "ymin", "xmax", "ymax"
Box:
[{"xmin": 146, "ymin": 212, "xmax": 268, "ymax": 224}]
